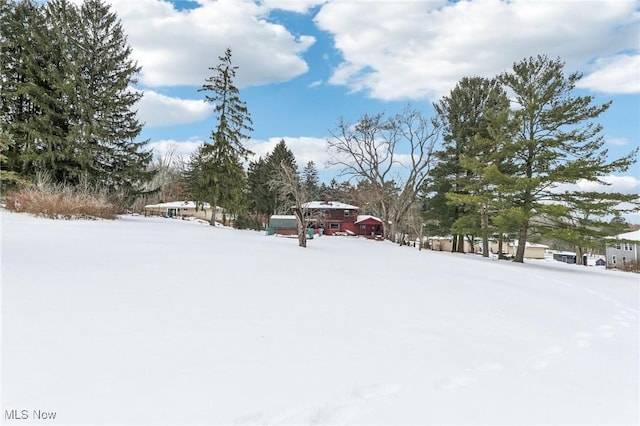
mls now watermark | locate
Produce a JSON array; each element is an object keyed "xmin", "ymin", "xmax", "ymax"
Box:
[{"xmin": 4, "ymin": 409, "xmax": 57, "ymax": 421}]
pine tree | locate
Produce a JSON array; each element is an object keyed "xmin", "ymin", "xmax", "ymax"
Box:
[
  {"xmin": 302, "ymin": 160, "xmax": 320, "ymax": 201},
  {"xmin": 0, "ymin": 0, "xmax": 45, "ymax": 177},
  {"xmin": 542, "ymin": 191, "xmax": 639, "ymax": 264},
  {"xmin": 429, "ymin": 77, "xmax": 508, "ymax": 252},
  {"xmin": 266, "ymin": 139, "xmax": 297, "ymax": 213},
  {"xmin": 0, "ymin": 0, "xmax": 154, "ymax": 202},
  {"xmin": 246, "ymin": 156, "xmax": 274, "ymax": 221},
  {"xmin": 498, "ymin": 55, "xmax": 637, "ymax": 262},
  {"xmin": 442, "ymin": 78, "xmax": 511, "ymax": 256},
  {"xmin": 199, "ymin": 47, "xmax": 253, "ymax": 159},
  {"xmin": 192, "ymin": 48, "xmax": 253, "ymax": 224}
]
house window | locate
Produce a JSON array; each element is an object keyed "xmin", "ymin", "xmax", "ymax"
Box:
[
  {"xmin": 616, "ymin": 241, "xmax": 621, "ymax": 249},
  {"xmin": 622, "ymin": 256, "xmax": 627, "ymax": 264},
  {"xmin": 624, "ymin": 243, "xmax": 632, "ymax": 251},
  {"xmin": 612, "ymin": 255, "xmax": 617, "ymax": 264},
  {"xmin": 344, "ymin": 210, "xmax": 350, "ymax": 217},
  {"xmin": 330, "ymin": 223, "xmax": 340, "ymax": 230},
  {"xmin": 359, "ymin": 224, "xmax": 367, "ymax": 230}
]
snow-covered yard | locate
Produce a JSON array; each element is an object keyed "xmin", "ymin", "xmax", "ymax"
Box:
[{"xmin": 2, "ymin": 211, "xmax": 638, "ymax": 425}]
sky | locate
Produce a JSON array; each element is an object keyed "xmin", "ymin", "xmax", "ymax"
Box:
[
  {"xmin": 88, "ymin": 1, "xmax": 639, "ymax": 197},
  {"xmin": 2, "ymin": 210, "xmax": 638, "ymax": 424}
]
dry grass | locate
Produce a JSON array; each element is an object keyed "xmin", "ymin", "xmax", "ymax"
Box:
[{"xmin": 5, "ymin": 179, "xmax": 120, "ymax": 220}]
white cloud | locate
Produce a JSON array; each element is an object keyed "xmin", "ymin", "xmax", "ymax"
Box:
[
  {"xmin": 147, "ymin": 139, "xmax": 204, "ymax": 163},
  {"xmin": 315, "ymin": 0, "xmax": 639, "ymax": 101},
  {"xmin": 106, "ymin": 0, "xmax": 315, "ymax": 88},
  {"xmin": 246, "ymin": 136, "xmax": 332, "ymax": 169},
  {"xmin": 607, "ymin": 137, "xmax": 630, "ymax": 147},
  {"xmin": 137, "ymin": 90, "xmax": 210, "ymax": 127},
  {"xmin": 577, "ymin": 54, "xmax": 640, "ymax": 94},
  {"xmin": 553, "ymin": 175, "xmax": 640, "ymax": 195},
  {"xmin": 261, "ymin": 0, "xmax": 326, "ymax": 13}
]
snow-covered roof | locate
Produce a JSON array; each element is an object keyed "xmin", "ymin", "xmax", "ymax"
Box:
[
  {"xmin": 144, "ymin": 201, "xmax": 214, "ymax": 209},
  {"xmin": 270, "ymin": 215, "xmax": 296, "ymax": 220},
  {"xmin": 302, "ymin": 201, "xmax": 359, "ymax": 210},
  {"xmin": 355, "ymin": 215, "xmax": 383, "ymax": 224},
  {"xmin": 616, "ymin": 229, "xmax": 640, "ymax": 242}
]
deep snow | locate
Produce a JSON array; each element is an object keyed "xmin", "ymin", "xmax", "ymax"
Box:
[{"xmin": 1, "ymin": 211, "xmax": 638, "ymax": 425}]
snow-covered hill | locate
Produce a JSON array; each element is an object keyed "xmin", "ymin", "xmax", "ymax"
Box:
[{"xmin": 2, "ymin": 212, "xmax": 638, "ymax": 425}]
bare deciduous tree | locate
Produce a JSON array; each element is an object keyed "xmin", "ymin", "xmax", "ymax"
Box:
[
  {"xmin": 328, "ymin": 106, "xmax": 440, "ymax": 241},
  {"xmin": 269, "ymin": 161, "xmax": 309, "ymax": 248}
]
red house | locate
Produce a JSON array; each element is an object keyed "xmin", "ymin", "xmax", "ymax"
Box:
[{"xmin": 303, "ymin": 201, "xmax": 384, "ymax": 237}]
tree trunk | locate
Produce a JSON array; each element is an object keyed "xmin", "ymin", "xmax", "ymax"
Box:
[
  {"xmin": 209, "ymin": 199, "xmax": 217, "ymax": 226},
  {"xmin": 294, "ymin": 208, "xmax": 307, "ymax": 248},
  {"xmin": 513, "ymin": 222, "xmax": 528, "ymax": 263},
  {"xmin": 576, "ymin": 246, "xmax": 584, "ymax": 265},
  {"xmin": 457, "ymin": 234, "xmax": 465, "ymax": 253},
  {"xmin": 498, "ymin": 235, "xmax": 505, "ymax": 260},
  {"xmin": 481, "ymin": 207, "xmax": 489, "ymax": 258}
]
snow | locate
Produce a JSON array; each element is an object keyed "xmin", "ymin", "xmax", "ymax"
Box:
[
  {"xmin": 302, "ymin": 201, "xmax": 359, "ymax": 210},
  {"xmin": 2, "ymin": 211, "xmax": 638, "ymax": 425},
  {"xmin": 616, "ymin": 229, "xmax": 640, "ymax": 242},
  {"xmin": 144, "ymin": 200, "xmax": 212, "ymax": 209}
]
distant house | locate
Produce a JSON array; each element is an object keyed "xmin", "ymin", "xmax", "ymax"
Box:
[
  {"xmin": 605, "ymin": 229, "xmax": 640, "ymax": 271},
  {"xmin": 267, "ymin": 201, "xmax": 384, "ymax": 237},
  {"xmin": 494, "ymin": 241, "xmax": 548, "ymax": 259},
  {"xmin": 303, "ymin": 201, "xmax": 384, "ymax": 237},
  {"xmin": 144, "ymin": 201, "xmax": 223, "ymax": 222},
  {"xmin": 429, "ymin": 236, "xmax": 475, "ymax": 253},
  {"xmin": 429, "ymin": 237, "xmax": 547, "ymax": 259},
  {"xmin": 354, "ymin": 215, "xmax": 384, "ymax": 238}
]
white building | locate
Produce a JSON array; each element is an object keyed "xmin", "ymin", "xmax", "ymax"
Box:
[{"xmin": 605, "ymin": 229, "xmax": 640, "ymax": 271}]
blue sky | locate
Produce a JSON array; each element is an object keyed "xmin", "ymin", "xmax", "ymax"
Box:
[{"xmin": 96, "ymin": 0, "xmax": 638, "ymax": 215}]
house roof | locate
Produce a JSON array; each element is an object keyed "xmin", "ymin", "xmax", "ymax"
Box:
[
  {"xmin": 303, "ymin": 201, "xmax": 359, "ymax": 210},
  {"xmin": 355, "ymin": 215, "xmax": 383, "ymax": 224},
  {"xmin": 616, "ymin": 229, "xmax": 640, "ymax": 242},
  {"xmin": 144, "ymin": 201, "xmax": 214, "ymax": 209},
  {"xmin": 270, "ymin": 215, "xmax": 296, "ymax": 220}
]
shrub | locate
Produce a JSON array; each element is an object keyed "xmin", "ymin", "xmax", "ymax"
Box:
[
  {"xmin": 233, "ymin": 214, "xmax": 264, "ymax": 231},
  {"xmin": 5, "ymin": 175, "xmax": 120, "ymax": 220}
]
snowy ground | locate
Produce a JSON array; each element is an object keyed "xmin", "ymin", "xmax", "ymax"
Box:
[{"xmin": 2, "ymin": 211, "xmax": 638, "ymax": 425}]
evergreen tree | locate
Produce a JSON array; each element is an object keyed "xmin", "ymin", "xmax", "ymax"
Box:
[
  {"xmin": 192, "ymin": 48, "xmax": 253, "ymax": 224},
  {"xmin": 246, "ymin": 156, "xmax": 274, "ymax": 221},
  {"xmin": 429, "ymin": 77, "xmax": 508, "ymax": 252},
  {"xmin": 302, "ymin": 160, "xmax": 320, "ymax": 201},
  {"xmin": 0, "ymin": 0, "xmax": 154, "ymax": 202},
  {"xmin": 442, "ymin": 78, "xmax": 511, "ymax": 256},
  {"xmin": 540, "ymin": 192, "xmax": 638, "ymax": 264},
  {"xmin": 0, "ymin": 0, "xmax": 45, "ymax": 177},
  {"xmin": 198, "ymin": 47, "xmax": 253, "ymax": 159},
  {"xmin": 498, "ymin": 55, "xmax": 637, "ymax": 262},
  {"xmin": 266, "ymin": 139, "xmax": 297, "ymax": 213},
  {"xmin": 74, "ymin": 0, "xmax": 153, "ymax": 199}
]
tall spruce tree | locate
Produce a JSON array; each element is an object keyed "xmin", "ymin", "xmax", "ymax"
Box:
[
  {"xmin": 498, "ymin": 55, "xmax": 637, "ymax": 263},
  {"xmin": 0, "ymin": 0, "xmax": 153, "ymax": 202},
  {"xmin": 192, "ymin": 48, "xmax": 253, "ymax": 225},
  {"xmin": 302, "ymin": 160, "xmax": 320, "ymax": 201},
  {"xmin": 1, "ymin": 0, "xmax": 45, "ymax": 177},
  {"xmin": 73, "ymin": 0, "xmax": 154, "ymax": 200},
  {"xmin": 246, "ymin": 156, "xmax": 274, "ymax": 222},
  {"xmin": 266, "ymin": 139, "xmax": 297, "ymax": 213}
]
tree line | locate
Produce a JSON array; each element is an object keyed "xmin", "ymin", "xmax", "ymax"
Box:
[{"xmin": 2, "ymin": 0, "xmax": 637, "ymax": 259}]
